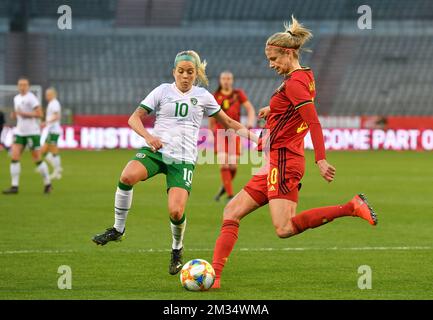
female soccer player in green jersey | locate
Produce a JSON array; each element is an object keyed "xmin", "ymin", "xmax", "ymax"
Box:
[{"xmin": 92, "ymin": 50, "xmax": 258, "ymax": 275}]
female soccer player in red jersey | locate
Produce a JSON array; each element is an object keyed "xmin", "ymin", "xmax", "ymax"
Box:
[
  {"xmin": 209, "ymin": 71, "xmax": 256, "ymax": 201},
  {"xmin": 211, "ymin": 17, "xmax": 378, "ymax": 289}
]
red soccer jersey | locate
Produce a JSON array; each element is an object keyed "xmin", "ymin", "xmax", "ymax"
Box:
[
  {"xmin": 213, "ymin": 89, "xmax": 248, "ymax": 129},
  {"xmin": 258, "ymin": 67, "xmax": 326, "ymax": 162}
]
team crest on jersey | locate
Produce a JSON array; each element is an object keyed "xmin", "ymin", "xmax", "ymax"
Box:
[
  {"xmin": 190, "ymin": 98, "xmax": 198, "ymax": 105},
  {"xmin": 135, "ymin": 152, "xmax": 146, "ymax": 158}
]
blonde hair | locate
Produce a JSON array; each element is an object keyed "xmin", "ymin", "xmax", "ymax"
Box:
[
  {"xmin": 174, "ymin": 50, "xmax": 209, "ymax": 87},
  {"xmin": 46, "ymin": 87, "xmax": 57, "ymax": 97},
  {"xmin": 266, "ymin": 15, "xmax": 313, "ymax": 59}
]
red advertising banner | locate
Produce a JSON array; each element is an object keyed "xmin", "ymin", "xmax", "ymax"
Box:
[{"xmin": 361, "ymin": 116, "xmax": 433, "ymax": 130}]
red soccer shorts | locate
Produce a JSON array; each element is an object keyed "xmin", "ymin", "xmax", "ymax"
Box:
[{"xmin": 244, "ymin": 148, "xmax": 305, "ymax": 205}]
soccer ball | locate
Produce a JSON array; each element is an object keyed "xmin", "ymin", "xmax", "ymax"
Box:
[{"xmin": 180, "ymin": 259, "xmax": 215, "ymax": 291}]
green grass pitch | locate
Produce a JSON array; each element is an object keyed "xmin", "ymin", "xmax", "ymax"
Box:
[{"xmin": 0, "ymin": 149, "xmax": 432, "ymax": 299}]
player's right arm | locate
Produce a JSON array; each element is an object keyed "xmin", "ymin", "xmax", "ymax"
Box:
[
  {"xmin": 128, "ymin": 107, "xmax": 162, "ymax": 152},
  {"xmin": 130, "ymin": 85, "xmax": 164, "ymax": 152}
]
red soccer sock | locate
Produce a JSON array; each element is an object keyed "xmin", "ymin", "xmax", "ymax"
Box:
[
  {"xmin": 220, "ymin": 168, "xmax": 234, "ymax": 196},
  {"xmin": 230, "ymin": 167, "xmax": 237, "ymax": 180},
  {"xmin": 291, "ymin": 202, "xmax": 355, "ymax": 234},
  {"xmin": 212, "ymin": 219, "xmax": 239, "ymax": 281}
]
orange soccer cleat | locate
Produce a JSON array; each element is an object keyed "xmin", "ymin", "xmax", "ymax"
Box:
[{"xmin": 351, "ymin": 193, "xmax": 378, "ymax": 226}]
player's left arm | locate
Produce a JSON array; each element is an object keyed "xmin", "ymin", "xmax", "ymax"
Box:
[
  {"xmin": 287, "ymin": 78, "xmax": 335, "ymax": 182},
  {"xmin": 16, "ymin": 105, "xmax": 43, "ymax": 119},
  {"xmin": 212, "ymin": 110, "xmax": 258, "ymax": 144},
  {"xmin": 298, "ymin": 104, "xmax": 335, "ymax": 182},
  {"xmin": 241, "ymin": 100, "xmax": 256, "ymax": 129}
]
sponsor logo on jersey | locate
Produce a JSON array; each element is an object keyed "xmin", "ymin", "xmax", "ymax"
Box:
[
  {"xmin": 221, "ymin": 99, "xmax": 230, "ymax": 110},
  {"xmin": 296, "ymin": 121, "xmax": 309, "ymax": 134},
  {"xmin": 135, "ymin": 152, "xmax": 146, "ymax": 158},
  {"xmin": 268, "ymin": 185, "xmax": 276, "ymax": 192},
  {"xmin": 190, "ymin": 98, "xmax": 198, "ymax": 105}
]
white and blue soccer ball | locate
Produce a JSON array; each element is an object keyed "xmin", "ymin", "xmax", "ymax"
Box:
[{"xmin": 180, "ymin": 259, "xmax": 215, "ymax": 291}]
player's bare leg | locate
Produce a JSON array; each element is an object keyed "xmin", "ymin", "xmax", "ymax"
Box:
[
  {"xmin": 40, "ymin": 143, "xmax": 53, "ymax": 170},
  {"xmin": 92, "ymin": 160, "xmax": 148, "ymax": 245},
  {"xmin": 45, "ymin": 144, "xmax": 62, "ymax": 180},
  {"xmin": 212, "ymin": 189, "xmax": 261, "ymax": 288},
  {"xmin": 40, "ymin": 143, "xmax": 48, "ymax": 157},
  {"xmin": 214, "ymin": 152, "xmax": 229, "ymax": 201},
  {"xmin": 32, "ymin": 148, "xmax": 52, "ymax": 194},
  {"xmin": 226, "ymin": 153, "xmax": 238, "ymax": 202},
  {"xmin": 167, "ymin": 187, "xmax": 189, "ymax": 275},
  {"xmin": 215, "ymin": 152, "xmax": 239, "ymax": 202},
  {"xmin": 269, "ymin": 196, "xmax": 377, "ymax": 239},
  {"xmin": 3, "ymin": 143, "xmax": 23, "ymax": 194},
  {"xmin": 268, "ymin": 199, "xmax": 298, "ymax": 238}
]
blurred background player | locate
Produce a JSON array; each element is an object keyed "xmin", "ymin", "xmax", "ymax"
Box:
[
  {"xmin": 209, "ymin": 71, "xmax": 256, "ymax": 202},
  {"xmin": 0, "ymin": 109, "xmax": 5, "ymax": 151},
  {"xmin": 41, "ymin": 87, "xmax": 63, "ymax": 180},
  {"xmin": 211, "ymin": 17, "xmax": 378, "ymax": 289},
  {"xmin": 2, "ymin": 77, "xmax": 51, "ymax": 194},
  {"xmin": 92, "ymin": 50, "xmax": 258, "ymax": 275}
]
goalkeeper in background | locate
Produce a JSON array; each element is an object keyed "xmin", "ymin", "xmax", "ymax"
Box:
[{"xmin": 0, "ymin": 109, "xmax": 5, "ymax": 151}]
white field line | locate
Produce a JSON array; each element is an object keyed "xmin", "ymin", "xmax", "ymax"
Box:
[{"xmin": 0, "ymin": 246, "xmax": 432, "ymax": 255}]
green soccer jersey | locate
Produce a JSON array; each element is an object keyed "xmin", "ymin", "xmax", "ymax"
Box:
[{"xmin": 139, "ymin": 83, "xmax": 221, "ymax": 164}]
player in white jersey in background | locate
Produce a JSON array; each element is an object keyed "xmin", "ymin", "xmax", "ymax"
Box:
[
  {"xmin": 41, "ymin": 87, "xmax": 63, "ymax": 180},
  {"xmin": 92, "ymin": 50, "xmax": 258, "ymax": 275},
  {"xmin": 3, "ymin": 77, "xmax": 52, "ymax": 194}
]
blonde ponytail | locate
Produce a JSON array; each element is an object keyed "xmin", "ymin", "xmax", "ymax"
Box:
[
  {"xmin": 266, "ymin": 15, "xmax": 313, "ymax": 58},
  {"xmin": 174, "ymin": 50, "xmax": 209, "ymax": 87}
]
